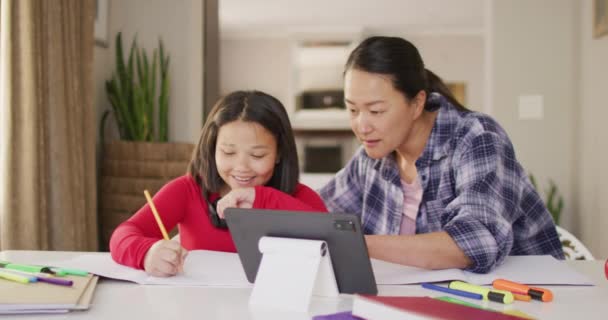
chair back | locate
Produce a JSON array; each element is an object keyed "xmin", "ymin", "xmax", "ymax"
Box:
[{"xmin": 556, "ymin": 225, "xmax": 594, "ymax": 260}]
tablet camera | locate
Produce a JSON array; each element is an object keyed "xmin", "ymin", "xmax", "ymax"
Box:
[{"xmin": 334, "ymin": 220, "xmax": 355, "ymax": 232}]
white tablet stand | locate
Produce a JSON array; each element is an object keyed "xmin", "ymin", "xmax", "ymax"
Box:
[{"xmin": 248, "ymin": 236, "xmax": 339, "ymax": 312}]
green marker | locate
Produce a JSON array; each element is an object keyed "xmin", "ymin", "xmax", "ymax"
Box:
[
  {"xmin": 51, "ymin": 267, "xmax": 89, "ymax": 277},
  {"xmin": 449, "ymin": 281, "xmax": 514, "ymax": 304},
  {"xmin": 0, "ymin": 261, "xmax": 53, "ymax": 274}
]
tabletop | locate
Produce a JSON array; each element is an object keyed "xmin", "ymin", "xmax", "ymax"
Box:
[{"xmin": 1, "ymin": 250, "xmax": 606, "ymax": 320}]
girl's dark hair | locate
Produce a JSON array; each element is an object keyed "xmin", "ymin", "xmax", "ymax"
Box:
[
  {"xmin": 188, "ymin": 90, "xmax": 299, "ymax": 194},
  {"xmin": 344, "ymin": 36, "xmax": 468, "ymax": 112}
]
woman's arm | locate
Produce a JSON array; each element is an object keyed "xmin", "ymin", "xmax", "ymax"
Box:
[
  {"xmin": 364, "ymin": 128, "xmax": 522, "ymax": 273},
  {"xmin": 365, "ymin": 232, "xmax": 472, "ymax": 270},
  {"xmin": 438, "ymin": 129, "xmax": 522, "ymax": 273},
  {"xmin": 319, "ymin": 148, "xmax": 366, "ymax": 214}
]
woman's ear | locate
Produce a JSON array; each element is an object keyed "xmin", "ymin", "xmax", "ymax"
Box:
[{"xmin": 413, "ymin": 90, "xmax": 427, "ymax": 119}]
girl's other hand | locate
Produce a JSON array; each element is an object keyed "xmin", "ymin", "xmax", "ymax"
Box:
[
  {"xmin": 216, "ymin": 187, "xmax": 256, "ymax": 218},
  {"xmin": 143, "ymin": 240, "xmax": 188, "ymax": 277}
]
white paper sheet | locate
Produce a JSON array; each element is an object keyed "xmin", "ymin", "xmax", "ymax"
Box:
[
  {"xmin": 41, "ymin": 253, "xmax": 591, "ymax": 287},
  {"xmin": 372, "ymin": 255, "xmax": 593, "ymax": 285},
  {"xmin": 41, "ymin": 250, "xmax": 251, "ymax": 287}
]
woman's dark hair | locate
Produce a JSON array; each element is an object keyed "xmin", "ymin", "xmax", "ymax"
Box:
[
  {"xmin": 344, "ymin": 36, "xmax": 468, "ymax": 112},
  {"xmin": 188, "ymin": 90, "xmax": 299, "ymax": 194}
]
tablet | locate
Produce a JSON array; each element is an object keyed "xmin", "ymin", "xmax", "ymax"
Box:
[{"xmin": 225, "ymin": 208, "xmax": 377, "ymax": 295}]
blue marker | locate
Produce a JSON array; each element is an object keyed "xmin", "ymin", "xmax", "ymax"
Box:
[{"xmin": 421, "ymin": 283, "xmax": 483, "ymax": 300}]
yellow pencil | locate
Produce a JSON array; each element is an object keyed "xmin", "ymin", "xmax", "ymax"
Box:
[{"xmin": 144, "ymin": 190, "xmax": 170, "ymax": 240}]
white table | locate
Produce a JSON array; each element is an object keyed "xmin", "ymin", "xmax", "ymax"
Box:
[{"xmin": 1, "ymin": 251, "xmax": 607, "ymax": 320}]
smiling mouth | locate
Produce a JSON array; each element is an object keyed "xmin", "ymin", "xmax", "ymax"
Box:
[{"xmin": 232, "ymin": 176, "xmax": 254, "ymax": 183}]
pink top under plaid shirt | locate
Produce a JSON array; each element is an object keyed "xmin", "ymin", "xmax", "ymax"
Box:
[{"xmin": 399, "ymin": 177, "xmax": 423, "ymax": 235}]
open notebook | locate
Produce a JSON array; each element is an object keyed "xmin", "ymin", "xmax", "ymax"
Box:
[
  {"xmin": 40, "ymin": 251, "xmax": 591, "ymax": 287},
  {"xmin": 44, "ymin": 250, "xmax": 250, "ymax": 287},
  {"xmin": 371, "ymin": 255, "xmax": 593, "ymax": 286},
  {"xmin": 0, "ymin": 274, "xmax": 99, "ymax": 314}
]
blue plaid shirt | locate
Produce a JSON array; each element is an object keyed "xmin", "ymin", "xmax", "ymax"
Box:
[{"xmin": 320, "ymin": 93, "xmax": 564, "ymax": 273}]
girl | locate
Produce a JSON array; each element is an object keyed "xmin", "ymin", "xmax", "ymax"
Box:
[
  {"xmin": 320, "ymin": 36, "xmax": 563, "ymax": 273},
  {"xmin": 110, "ymin": 91, "xmax": 327, "ymax": 277}
]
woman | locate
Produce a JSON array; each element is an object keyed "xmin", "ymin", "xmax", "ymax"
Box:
[{"xmin": 320, "ymin": 36, "xmax": 563, "ymax": 273}]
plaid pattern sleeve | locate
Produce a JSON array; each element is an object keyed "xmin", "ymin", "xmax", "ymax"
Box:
[
  {"xmin": 442, "ymin": 127, "xmax": 529, "ymax": 272},
  {"xmin": 440, "ymin": 116, "xmax": 564, "ymax": 272},
  {"xmin": 432, "ymin": 110, "xmax": 563, "ymax": 273},
  {"xmin": 319, "ymin": 149, "xmax": 366, "ymax": 217}
]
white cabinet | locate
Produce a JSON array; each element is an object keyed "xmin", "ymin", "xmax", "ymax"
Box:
[
  {"xmin": 290, "ymin": 39, "xmax": 356, "ymax": 130},
  {"xmin": 295, "ymin": 43, "xmax": 351, "ymax": 92},
  {"xmin": 288, "ymin": 37, "xmax": 361, "ymax": 173}
]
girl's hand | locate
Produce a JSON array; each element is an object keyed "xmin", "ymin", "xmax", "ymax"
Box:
[
  {"xmin": 143, "ymin": 240, "xmax": 188, "ymax": 277},
  {"xmin": 216, "ymin": 187, "xmax": 256, "ymax": 218}
]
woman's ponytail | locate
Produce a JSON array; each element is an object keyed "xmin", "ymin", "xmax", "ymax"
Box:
[{"xmin": 425, "ymin": 69, "xmax": 469, "ymax": 112}]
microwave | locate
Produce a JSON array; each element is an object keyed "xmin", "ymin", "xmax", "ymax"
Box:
[
  {"xmin": 298, "ymin": 90, "xmax": 345, "ymax": 110},
  {"xmin": 295, "ymin": 132, "xmax": 358, "ymax": 173}
]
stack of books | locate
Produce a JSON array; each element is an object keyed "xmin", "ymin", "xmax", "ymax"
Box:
[{"xmin": 0, "ymin": 263, "xmax": 98, "ymax": 315}]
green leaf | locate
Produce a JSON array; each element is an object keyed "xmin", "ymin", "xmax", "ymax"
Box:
[
  {"xmin": 99, "ymin": 110, "xmax": 112, "ymax": 144},
  {"xmin": 529, "ymin": 174, "xmax": 538, "ymax": 191},
  {"xmin": 150, "ymin": 49, "xmax": 158, "ymax": 140}
]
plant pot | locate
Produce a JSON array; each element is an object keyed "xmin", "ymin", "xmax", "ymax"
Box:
[{"xmin": 98, "ymin": 140, "xmax": 195, "ymax": 250}]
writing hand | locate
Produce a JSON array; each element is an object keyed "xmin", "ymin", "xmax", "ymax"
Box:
[
  {"xmin": 216, "ymin": 187, "xmax": 256, "ymax": 218},
  {"xmin": 143, "ymin": 240, "xmax": 189, "ymax": 277}
]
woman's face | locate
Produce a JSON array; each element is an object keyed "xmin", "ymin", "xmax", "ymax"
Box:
[
  {"xmin": 215, "ymin": 120, "xmax": 278, "ymax": 191},
  {"xmin": 344, "ymin": 69, "xmax": 423, "ymax": 159}
]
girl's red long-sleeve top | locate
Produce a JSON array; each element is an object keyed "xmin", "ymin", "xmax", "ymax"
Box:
[{"xmin": 110, "ymin": 175, "xmax": 328, "ymax": 269}]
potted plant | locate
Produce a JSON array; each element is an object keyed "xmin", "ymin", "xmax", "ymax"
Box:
[
  {"xmin": 99, "ymin": 32, "xmax": 194, "ymax": 249},
  {"xmin": 528, "ymin": 174, "xmax": 590, "ymax": 258},
  {"xmin": 529, "ymin": 175, "xmax": 564, "ymax": 225},
  {"xmin": 102, "ymin": 32, "xmax": 169, "ymax": 142}
]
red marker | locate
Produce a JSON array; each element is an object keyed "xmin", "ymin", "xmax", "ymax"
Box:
[
  {"xmin": 492, "ymin": 279, "xmax": 553, "ymax": 302},
  {"xmin": 604, "ymin": 259, "xmax": 608, "ymax": 280}
]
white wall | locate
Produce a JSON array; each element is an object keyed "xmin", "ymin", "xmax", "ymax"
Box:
[
  {"xmin": 94, "ymin": 0, "xmax": 204, "ymax": 144},
  {"xmin": 491, "ymin": 0, "xmax": 579, "ymax": 234},
  {"xmin": 407, "ymin": 35, "xmax": 484, "ymax": 111},
  {"xmin": 94, "ymin": 46, "xmax": 112, "ymax": 140},
  {"xmin": 220, "ymin": 34, "xmax": 484, "ymax": 114},
  {"xmin": 220, "ymin": 38, "xmax": 292, "ymax": 111},
  {"xmin": 296, "ymin": 45, "xmax": 351, "ymax": 92},
  {"xmin": 578, "ymin": 0, "xmax": 608, "ymax": 259}
]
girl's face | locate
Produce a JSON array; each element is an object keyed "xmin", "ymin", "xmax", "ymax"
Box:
[
  {"xmin": 344, "ymin": 69, "xmax": 424, "ymax": 159},
  {"xmin": 215, "ymin": 120, "xmax": 278, "ymax": 192}
]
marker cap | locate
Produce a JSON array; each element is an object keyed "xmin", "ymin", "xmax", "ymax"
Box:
[{"xmin": 530, "ymin": 287, "xmax": 553, "ymax": 302}]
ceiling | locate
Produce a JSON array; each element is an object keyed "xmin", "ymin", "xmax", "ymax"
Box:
[{"xmin": 219, "ymin": 0, "xmax": 486, "ymax": 37}]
